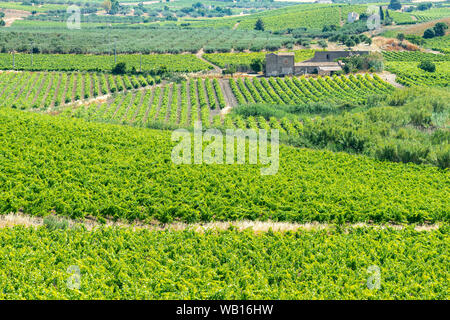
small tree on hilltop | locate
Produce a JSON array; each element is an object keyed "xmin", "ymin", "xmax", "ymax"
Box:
[
  {"xmin": 255, "ymin": 18, "xmax": 265, "ymax": 31},
  {"xmin": 396, "ymin": 33, "xmax": 405, "ymax": 42}
]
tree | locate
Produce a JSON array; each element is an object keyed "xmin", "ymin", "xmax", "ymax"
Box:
[
  {"xmin": 388, "ymin": 0, "xmax": 402, "ymax": 10},
  {"xmin": 433, "ymin": 22, "xmax": 448, "ymax": 37},
  {"xmin": 250, "ymin": 58, "xmax": 264, "ymax": 73},
  {"xmin": 0, "ymin": 19, "xmax": 5, "ymax": 27},
  {"xmin": 318, "ymin": 40, "xmax": 328, "ymax": 48},
  {"xmin": 396, "ymin": 33, "xmax": 405, "ymax": 42},
  {"xmin": 345, "ymin": 39, "xmax": 356, "ymax": 48},
  {"xmin": 418, "ymin": 60, "xmax": 436, "ymax": 72},
  {"xmin": 417, "ymin": 3, "xmax": 432, "ymax": 11},
  {"xmin": 423, "ymin": 28, "xmax": 435, "ymax": 39},
  {"xmin": 112, "ymin": 62, "xmax": 126, "ymax": 74},
  {"xmin": 254, "ymin": 18, "xmax": 265, "ymax": 31},
  {"xmin": 379, "ymin": 6, "xmax": 385, "ymax": 20}
]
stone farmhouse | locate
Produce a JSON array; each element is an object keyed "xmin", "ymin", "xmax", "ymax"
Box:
[{"xmin": 265, "ymin": 51, "xmax": 369, "ymax": 76}]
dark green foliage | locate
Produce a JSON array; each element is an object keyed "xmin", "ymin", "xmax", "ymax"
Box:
[
  {"xmin": 112, "ymin": 62, "xmax": 126, "ymax": 74},
  {"xmin": 254, "ymin": 18, "xmax": 265, "ymax": 31},
  {"xmin": 433, "ymin": 22, "xmax": 448, "ymax": 37},
  {"xmin": 418, "ymin": 60, "xmax": 436, "ymax": 72},
  {"xmin": 423, "ymin": 28, "xmax": 435, "ymax": 39},
  {"xmin": 388, "ymin": 0, "xmax": 402, "ymax": 10}
]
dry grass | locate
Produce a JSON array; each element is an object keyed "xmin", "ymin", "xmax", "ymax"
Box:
[{"xmin": 373, "ymin": 36, "xmax": 420, "ymax": 51}]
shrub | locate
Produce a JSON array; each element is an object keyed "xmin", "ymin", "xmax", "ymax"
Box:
[
  {"xmin": 112, "ymin": 62, "xmax": 127, "ymax": 74},
  {"xmin": 423, "ymin": 28, "xmax": 435, "ymax": 39},
  {"xmin": 43, "ymin": 215, "xmax": 69, "ymax": 231},
  {"xmin": 409, "ymin": 109, "xmax": 432, "ymax": 127},
  {"xmin": 435, "ymin": 145, "xmax": 450, "ymax": 169},
  {"xmin": 433, "ymin": 22, "xmax": 448, "ymax": 37},
  {"xmin": 418, "ymin": 60, "xmax": 436, "ymax": 72}
]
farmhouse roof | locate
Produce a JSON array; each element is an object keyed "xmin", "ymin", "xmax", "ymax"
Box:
[
  {"xmin": 294, "ymin": 62, "xmax": 340, "ymax": 67},
  {"xmin": 268, "ymin": 52, "xmax": 295, "ymax": 56}
]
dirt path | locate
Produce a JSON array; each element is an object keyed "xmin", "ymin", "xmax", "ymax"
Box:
[
  {"xmin": 218, "ymin": 79, "xmax": 237, "ymax": 112},
  {"xmin": 378, "ymin": 72, "xmax": 404, "ymax": 88},
  {"xmin": 1, "ymin": 9, "xmax": 30, "ymax": 27},
  {"xmin": 232, "ymin": 22, "xmax": 240, "ymax": 30},
  {"xmin": 196, "ymin": 49, "xmax": 222, "ymax": 74},
  {"xmin": 1, "ymin": 212, "xmax": 442, "ymax": 233}
]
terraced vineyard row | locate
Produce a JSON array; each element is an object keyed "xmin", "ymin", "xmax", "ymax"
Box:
[
  {"xmin": 382, "ymin": 51, "xmax": 450, "ymax": 62},
  {"xmin": 386, "ymin": 62, "xmax": 450, "ymax": 87},
  {"xmin": 1, "ymin": 226, "xmax": 448, "ymax": 299},
  {"xmin": 70, "ymin": 74, "xmax": 394, "ymax": 132},
  {"xmin": 0, "ymin": 53, "xmax": 212, "ymax": 73},
  {"xmin": 1, "ymin": 107, "xmax": 448, "ymax": 223},
  {"xmin": 0, "ymin": 71, "xmax": 157, "ymax": 111},
  {"xmin": 71, "ymin": 78, "xmax": 226, "ymax": 128},
  {"xmin": 229, "ymin": 74, "xmax": 394, "ymax": 106}
]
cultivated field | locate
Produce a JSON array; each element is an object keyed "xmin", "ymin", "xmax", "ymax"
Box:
[{"xmin": 0, "ymin": 0, "xmax": 448, "ymax": 302}]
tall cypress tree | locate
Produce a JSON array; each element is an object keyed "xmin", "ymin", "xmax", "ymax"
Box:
[{"xmin": 379, "ymin": 6, "xmax": 385, "ymax": 20}]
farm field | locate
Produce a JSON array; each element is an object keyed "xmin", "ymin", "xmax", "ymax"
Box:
[
  {"xmin": 382, "ymin": 51, "xmax": 450, "ymax": 62},
  {"xmin": 385, "ymin": 61, "xmax": 450, "ymax": 87},
  {"xmin": 0, "ymin": 53, "xmax": 212, "ymax": 73},
  {"xmin": 184, "ymin": 4, "xmax": 368, "ymax": 31},
  {"xmin": 0, "ymin": 26, "xmax": 293, "ymax": 54},
  {"xmin": 67, "ymin": 74, "xmax": 395, "ymax": 129},
  {"xmin": 70, "ymin": 78, "xmax": 225, "ymax": 128},
  {"xmin": 0, "ymin": 71, "xmax": 157, "ymax": 110},
  {"xmin": 0, "ymin": 226, "xmax": 448, "ymax": 299},
  {"xmin": 0, "ymin": 108, "xmax": 448, "ymax": 224},
  {"xmin": 0, "ymin": 0, "xmax": 449, "ymax": 303},
  {"xmin": 424, "ymin": 34, "xmax": 450, "ymax": 53}
]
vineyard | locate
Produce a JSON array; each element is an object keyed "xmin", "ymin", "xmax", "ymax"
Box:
[
  {"xmin": 0, "ymin": 108, "xmax": 448, "ymax": 224},
  {"xmin": 70, "ymin": 78, "xmax": 226, "ymax": 128},
  {"xmin": 67, "ymin": 74, "xmax": 395, "ymax": 132},
  {"xmin": 0, "ymin": 226, "xmax": 448, "ymax": 299},
  {"xmin": 424, "ymin": 34, "xmax": 450, "ymax": 54},
  {"xmin": 227, "ymin": 74, "xmax": 394, "ymax": 106},
  {"xmin": 188, "ymin": 4, "xmax": 368, "ymax": 31},
  {"xmin": 0, "ymin": 0, "xmax": 449, "ymax": 302},
  {"xmin": 0, "ymin": 71, "xmax": 157, "ymax": 110},
  {"xmin": 386, "ymin": 62, "xmax": 450, "ymax": 87},
  {"xmin": 382, "ymin": 51, "xmax": 450, "ymax": 62},
  {"xmin": 0, "ymin": 53, "xmax": 212, "ymax": 73}
]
